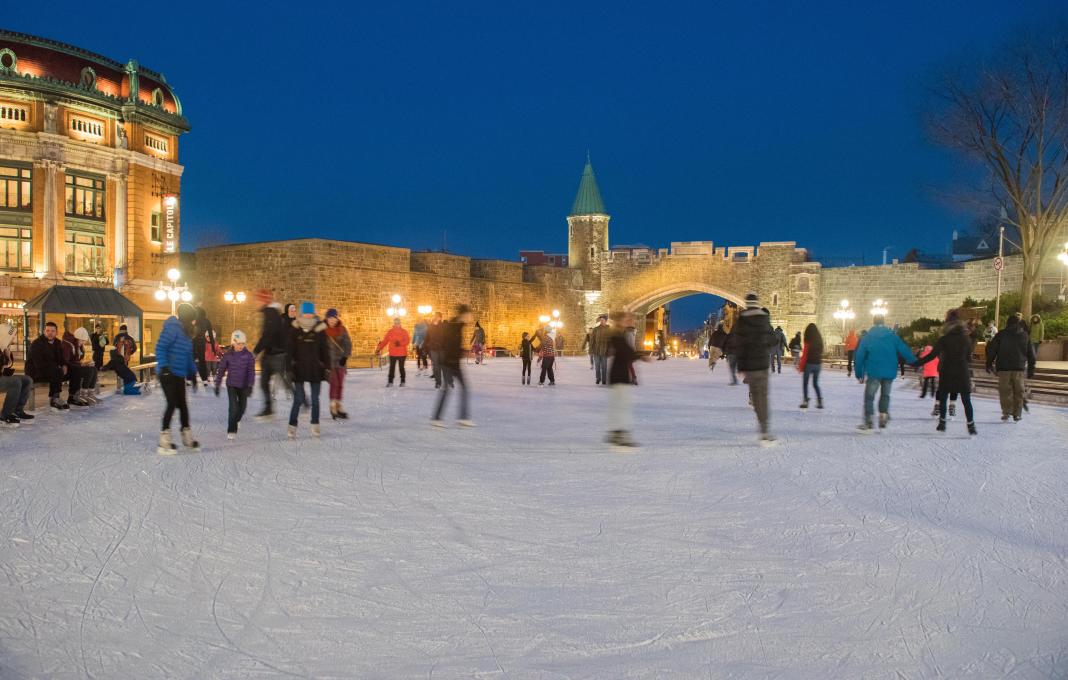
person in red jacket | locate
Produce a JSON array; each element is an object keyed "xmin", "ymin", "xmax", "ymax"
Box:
[
  {"xmin": 844, "ymin": 329, "xmax": 859, "ymax": 377},
  {"xmin": 376, "ymin": 318, "xmax": 411, "ymax": 387}
]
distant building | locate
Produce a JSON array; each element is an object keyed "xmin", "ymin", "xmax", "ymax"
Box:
[
  {"xmin": 519, "ymin": 250, "xmax": 568, "ymax": 267},
  {"xmin": 951, "ymin": 230, "xmax": 996, "ymax": 262}
]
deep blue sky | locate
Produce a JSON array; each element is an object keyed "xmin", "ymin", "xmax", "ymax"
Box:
[{"xmin": 9, "ymin": 1, "xmax": 1066, "ymax": 326}]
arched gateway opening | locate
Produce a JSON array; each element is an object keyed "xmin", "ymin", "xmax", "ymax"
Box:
[
  {"xmin": 623, "ymin": 282, "xmax": 747, "ymax": 318},
  {"xmin": 622, "ymin": 282, "xmax": 748, "ymax": 355}
]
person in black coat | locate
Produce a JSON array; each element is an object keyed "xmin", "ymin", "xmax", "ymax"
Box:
[
  {"xmin": 519, "ymin": 332, "xmax": 535, "ymax": 385},
  {"xmin": 432, "ymin": 304, "xmax": 474, "ymax": 425},
  {"xmin": 253, "ymin": 290, "xmax": 288, "ymax": 418},
  {"xmin": 985, "ymin": 314, "xmax": 1036, "ymax": 421},
  {"xmin": 606, "ymin": 310, "xmax": 644, "ymax": 448},
  {"xmin": 915, "ymin": 310, "xmax": 977, "ymax": 434},
  {"xmin": 27, "ymin": 322, "xmax": 68, "ymax": 409},
  {"xmin": 735, "ymin": 294, "xmax": 777, "ymax": 442},
  {"xmin": 723, "ymin": 327, "xmax": 741, "ymax": 385},
  {"xmin": 287, "ymin": 301, "xmax": 329, "ymax": 437},
  {"xmin": 192, "ymin": 305, "xmax": 218, "ymax": 385},
  {"xmin": 89, "ymin": 324, "xmax": 107, "ymax": 371}
]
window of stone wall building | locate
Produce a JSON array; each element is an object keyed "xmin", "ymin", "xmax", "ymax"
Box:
[
  {"xmin": 65, "ymin": 174, "xmax": 106, "ymax": 220},
  {"xmin": 796, "ymin": 276, "xmax": 810, "ymax": 292},
  {"xmin": 65, "ymin": 230, "xmax": 105, "ymax": 275},
  {"xmin": 150, "ymin": 211, "xmax": 161, "ymax": 242},
  {"xmin": 0, "ymin": 227, "xmax": 31, "ymax": 272},
  {"xmin": 0, "ymin": 166, "xmax": 31, "ymax": 210}
]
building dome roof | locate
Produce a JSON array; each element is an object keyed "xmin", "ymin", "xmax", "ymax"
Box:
[{"xmin": 0, "ymin": 30, "xmax": 188, "ymax": 130}]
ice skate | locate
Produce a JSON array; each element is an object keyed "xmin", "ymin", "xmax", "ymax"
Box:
[
  {"xmin": 430, "ymin": 419, "xmax": 446, "ymax": 428},
  {"xmin": 857, "ymin": 419, "xmax": 874, "ymax": 433},
  {"xmin": 612, "ymin": 431, "xmax": 639, "ymax": 451},
  {"xmin": 1, "ymin": 415, "xmax": 20, "ymax": 428},
  {"xmin": 967, "ymin": 422, "xmax": 977, "ymax": 436},
  {"xmin": 878, "ymin": 413, "xmax": 889, "ymax": 429},
  {"xmin": 816, "ymin": 399, "xmax": 824, "ymax": 409},
  {"xmin": 287, "ymin": 425, "xmax": 297, "ymax": 439},
  {"xmin": 457, "ymin": 419, "xmax": 477, "ymax": 428},
  {"xmin": 1001, "ymin": 413, "xmax": 1011, "ymax": 421},
  {"xmin": 14, "ymin": 409, "xmax": 33, "ymax": 422},
  {"xmin": 603, "ymin": 430, "xmax": 621, "ymax": 445},
  {"xmin": 180, "ymin": 428, "xmax": 200, "ymax": 451},
  {"xmin": 931, "ymin": 404, "xmax": 940, "ymax": 417},
  {"xmin": 799, "ymin": 399, "xmax": 809, "ymax": 409},
  {"xmin": 936, "ymin": 419, "xmax": 946, "ymax": 432},
  {"xmin": 226, "ymin": 432, "xmax": 236, "ymax": 440},
  {"xmin": 255, "ymin": 408, "xmax": 274, "ymax": 421},
  {"xmin": 311, "ymin": 423, "xmax": 321, "ymax": 438},
  {"xmin": 759, "ymin": 432, "xmax": 778, "ymax": 448},
  {"xmin": 50, "ymin": 397, "xmax": 69, "ymax": 411},
  {"xmin": 948, "ymin": 404, "xmax": 956, "ymax": 417},
  {"xmin": 157, "ymin": 430, "xmax": 177, "ymax": 455}
]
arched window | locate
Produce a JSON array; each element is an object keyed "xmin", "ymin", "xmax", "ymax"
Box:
[{"xmin": 796, "ymin": 275, "xmax": 810, "ymax": 292}]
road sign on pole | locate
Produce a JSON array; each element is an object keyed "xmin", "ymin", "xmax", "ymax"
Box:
[{"xmin": 993, "ymin": 256, "xmax": 1004, "ymax": 271}]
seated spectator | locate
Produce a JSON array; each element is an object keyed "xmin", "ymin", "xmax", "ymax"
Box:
[
  {"xmin": 104, "ymin": 348, "xmax": 141, "ymax": 395},
  {"xmin": 73, "ymin": 328, "xmax": 100, "ymax": 400},
  {"xmin": 61, "ymin": 328, "xmax": 91, "ymax": 406},
  {"xmin": 26, "ymin": 321, "xmax": 69, "ymax": 411},
  {"xmin": 0, "ymin": 321, "xmax": 33, "ymax": 426}
]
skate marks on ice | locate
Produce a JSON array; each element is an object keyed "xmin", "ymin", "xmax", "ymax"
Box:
[{"xmin": 0, "ymin": 358, "xmax": 1067, "ymax": 676}]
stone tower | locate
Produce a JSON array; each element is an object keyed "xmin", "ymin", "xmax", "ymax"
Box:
[{"xmin": 567, "ymin": 155, "xmax": 610, "ymax": 289}]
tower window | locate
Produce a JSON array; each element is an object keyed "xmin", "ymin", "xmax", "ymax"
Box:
[
  {"xmin": 590, "ymin": 246, "xmax": 595, "ymax": 258},
  {"xmin": 150, "ymin": 211, "xmax": 161, "ymax": 242}
]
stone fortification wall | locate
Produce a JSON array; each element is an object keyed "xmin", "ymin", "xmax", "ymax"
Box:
[{"xmin": 195, "ymin": 239, "xmax": 583, "ymax": 357}]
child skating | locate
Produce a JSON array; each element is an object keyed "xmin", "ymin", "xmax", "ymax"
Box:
[{"xmin": 214, "ymin": 330, "xmax": 256, "ymax": 439}]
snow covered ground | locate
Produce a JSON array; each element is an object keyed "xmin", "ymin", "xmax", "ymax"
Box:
[{"xmin": 1, "ymin": 356, "xmax": 1067, "ymax": 678}]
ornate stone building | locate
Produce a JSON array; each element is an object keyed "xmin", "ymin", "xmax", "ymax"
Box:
[{"xmin": 0, "ymin": 31, "xmax": 190, "ymax": 347}]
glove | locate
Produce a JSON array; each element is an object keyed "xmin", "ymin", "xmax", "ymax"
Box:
[
  {"xmin": 214, "ymin": 385, "xmax": 220, "ymax": 397},
  {"xmin": 159, "ymin": 367, "xmax": 173, "ymax": 378},
  {"xmin": 340, "ymin": 357, "xmax": 347, "ymax": 367}
]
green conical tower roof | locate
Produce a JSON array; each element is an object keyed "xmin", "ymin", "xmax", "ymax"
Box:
[{"xmin": 569, "ymin": 155, "xmax": 608, "ymax": 216}]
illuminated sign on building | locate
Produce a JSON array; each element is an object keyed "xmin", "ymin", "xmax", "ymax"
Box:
[{"xmin": 163, "ymin": 194, "xmax": 178, "ymax": 254}]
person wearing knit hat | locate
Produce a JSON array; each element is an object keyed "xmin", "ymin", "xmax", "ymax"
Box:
[
  {"xmin": 113, "ymin": 323, "xmax": 138, "ymax": 365},
  {"xmin": 214, "ymin": 329, "xmax": 256, "ymax": 439},
  {"xmin": 156, "ymin": 303, "xmax": 200, "ymax": 454},
  {"xmin": 323, "ymin": 308, "xmax": 352, "ymax": 418},
  {"xmin": 253, "ymin": 290, "xmax": 287, "ymax": 419},
  {"xmin": 287, "ymin": 301, "xmax": 329, "ymax": 438},
  {"xmin": 377, "ymin": 317, "xmax": 410, "ymax": 388},
  {"xmin": 735, "ymin": 292, "xmax": 778, "ymax": 445}
]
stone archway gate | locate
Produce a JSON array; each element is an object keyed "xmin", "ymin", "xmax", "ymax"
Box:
[{"xmin": 586, "ymin": 241, "xmax": 822, "ymax": 332}]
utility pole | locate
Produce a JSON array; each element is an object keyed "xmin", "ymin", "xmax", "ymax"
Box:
[{"xmin": 994, "ymin": 226, "xmax": 1004, "ymax": 326}]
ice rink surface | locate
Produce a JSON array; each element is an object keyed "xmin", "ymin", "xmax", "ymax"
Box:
[{"xmin": 1, "ymin": 356, "xmax": 1067, "ymax": 678}]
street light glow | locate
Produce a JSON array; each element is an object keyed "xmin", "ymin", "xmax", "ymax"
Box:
[
  {"xmin": 539, "ymin": 315, "xmax": 551, "ymax": 324},
  {"xmin": 167, "ymin": 268, "xmax": 181, "ymax": 283},
  {"xmin": 167, "ymin": 289, "xmax": 180, "ymax": 302},
  {"xmin": 386, "ymin": 307, "xmax": 396, "ymax": 317},
  {"xmin": 236, "ymin": 291, "xmax": 246, "ymax": 303},
  {"xmin": 154, "ymin": 289, "xmax": 166, "ymax": 301},
  {"xmin": 224, "ymin": 291, "xmax": 235, "ymax": 302},
  {"xmin": 180, "ymin": 291, "xmax": 193, "ymax": 302},
  {"xmin": 552, "ymin": 309, "xmax": 560, "ymax": 318},
  {"xmin": 391, "ymin": 294, "xmax": 402, "ymax": 305},
  {"xmin": 398, "ymin": 308, "xmax": 407, "ymax": 317}
]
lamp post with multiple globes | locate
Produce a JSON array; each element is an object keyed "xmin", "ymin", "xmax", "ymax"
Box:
[
  {"xmin": 223, "ymin": 290, "xmax": 246, "ymax": 333},
  {"xmin": 870, "ymin": 298, "xmax": 889, "ymax": 319},
  {"xmin": 154, "ymin": 268, "xmax": 193, "ymax": 316},
  {"xmin": 833, "ymin": 299, "xmax": 856, "ymax": 335},
  {"xmin": 386, "ymin": 293, "xmax": 407, "ymax": 319}
]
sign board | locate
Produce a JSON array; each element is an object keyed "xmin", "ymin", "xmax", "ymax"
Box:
[
  {"xmin": 162, "ymin": 194, "xmax": 179, "ymax": 254},
  {"xmin": 993, "ymin": 256, "xmax": 1004, "ymax": 271}
]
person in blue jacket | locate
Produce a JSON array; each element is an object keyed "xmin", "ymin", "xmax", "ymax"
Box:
[
  {"xmin": 853, "ymin": 315, "xmax": 917, "ymax": 431},
  {"xmin": 156, "ymin": 303, "xmax": 200, "ymax": 454}
]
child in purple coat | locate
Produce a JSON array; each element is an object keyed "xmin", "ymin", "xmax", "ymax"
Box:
[{"xmin": 215, "ymin": 330, "xmax": 256, "ymax": 439}]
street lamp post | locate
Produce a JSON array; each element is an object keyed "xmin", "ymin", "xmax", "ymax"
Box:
[
  {"xmin": 154, "ymin": 268, "xmax": 193, "ymax": 316},
  {"xmin": 833, "ymin": 299, "xmax": 856, "ymax": 335},
  {"xmin": 386, "ymin": 293, "xmax": 407, "ymax": 318},
  {"xmin": 870, "ymin": 298, "xmax": 888, "ymax": 319},
  {"xmin": 223, "ymin": 290, "xmax": 246, "ymax": 333}
]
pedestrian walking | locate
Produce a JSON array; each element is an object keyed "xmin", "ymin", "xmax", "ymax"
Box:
[
  {"xmin": 431, "ymin": 304, "xmax": 475, "ymax": 427},
  {"xmin": 736, "ymin": 292, "xmax": 777, "ymax": 444},
  {"xmin": 214, "ymin": 330, "xmax": 255, "ymax": 439},
  {"xmin": 797, "ymin": 323, "xmax": 824, "ymax": 409},
  {"xmin": 853, "ymin": 316, "xmax": 917, "ymax": 431},
  {"xmin": 156, "ymin": 303, "xmax": 199, "ymax": 454},
  {"xmin": 985, "ymin": 314, "xmax": 1036, "ymax": 422},
  {"xmin": 324, "ymin": 308, "xmax": 352, "ymax": 417},
  {"xmin": 287, "ymin": 302, "xmax": 329, "ymax": 439},
  {"xmin": 376, "ymin": 317, "xmax": 410, "ymax": 387},
  {"xmin": 253, "ymin": 289, "xmax": 288, "ymax": 419},
  {"xmin": 605, "ymin": 311, "xmax": 643, "ymax": 449},
  {"xmin": 519, "ymin": 331, "xmax": 534, "ymax": 385},
  {"xmin": 915, "ymin": 309, "xmax": 978, "ymax": 435}
]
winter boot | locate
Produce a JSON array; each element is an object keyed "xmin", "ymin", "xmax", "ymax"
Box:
[
  {"xmin": 799, "ymin": 399, "xmax": 809, "ymax": 409},
  {"xmin": 14, "ymin": 409, "xmax": 33, "ymax": 422},
  {"xmin": 50, "ymin": 397, "xmax": 69, "ymax": 411},
  {"xmin": 1001, "ymin": 413, "xmax": 1011, "ymax": 421},
  {"xmin": 1, "ymin": 415, "xmax": 20, "ymax": 428},
  {"xmin": 311, "ymin": 423, "xmax": 321, "ymax": 438},
  {"xmin": 936, "ymin": 419, "xmax": 946, "ymax": 432},
  {"xmin": 123, "ymin": 381, "xmax": 142, "ymax": 396},
  {"xmin": 180, "ymin": 428, "xmax": 200, "ymax": 451},
  {"xmin": 931, "ymin": 404, "xmax": 940, "ymax": 417},
  {"xmin": 255, "ymin": 407, "xmax": 273, "ymax": 421},
  {"xmin": 157, "ymin": 430, "xmax": 177, "ymax": 455},
  {"xmin": 967, "ymin": 422, "xmax": 977, "ymax": 436}
]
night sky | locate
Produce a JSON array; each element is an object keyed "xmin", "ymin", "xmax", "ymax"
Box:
[{"xmin": 9, "ymin": 1, "xmax": 1066, "ymax": 327}]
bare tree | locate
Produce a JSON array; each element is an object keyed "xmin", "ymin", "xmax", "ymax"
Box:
[{"xmin": 927, "ymin": 28, "xmax": 1068, "ymax": 318}]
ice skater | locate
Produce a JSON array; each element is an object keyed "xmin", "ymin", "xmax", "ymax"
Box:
[
  {"xmin": 605, "ymin": 311, "xmax": 644, "ymax": 448},
  {"xmin": 156, "ymin": 303, "xmax": 200, "ymax": 454},
  {"xmin": 519, "ymin": 331, "xmax": 534, "ymax": 385},
  {"xmin": 735, "ymin": 292, "xmax": 777, "ymax": 444},
  {"xmin": 431, "ymin": 304, "xmax": 475, "ymax": 427},
  {"xmin": 915, "ymin": 309, "xmax": 977, "ymax": 435},
  {"xmin": 985, "ymin": 313, "xmax": 1036, "ymax": 422},
  {"xmin": 214, "ymin": 330, "xmax": 256, "ymax": 439},
  {"xmin": 324, "ymin": 308, "xmax": 352, "ymax": 417},
  {"xmin": 535, "ymin": 328, "xmax": 557, "ymax": 386},
  {"xmin": 288, "ymin": 302, "xmax": 329, "ymax": 439},
  {"xmin": 797, "ymin": 323, "xmax": 824, "ymax": 409},
  {"xmin": 376, "ymin": 317, "xmax": 409, "ymax": 387},
  {"xmin": 853, "ymin": 315, "xmax": 917, "ymax": 431}
]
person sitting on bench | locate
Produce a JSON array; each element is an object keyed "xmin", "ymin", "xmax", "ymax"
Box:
[
  {"xmin": 104, "ymin": 348, "xmax": 141, "ymax": 395},
  {"xmin": 27, "ymin": 321, "xmax": 69, "ymax": 411},
  {"xmin": 0, "ymin": 321, "xmax": 33, "ymax": 426}
]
